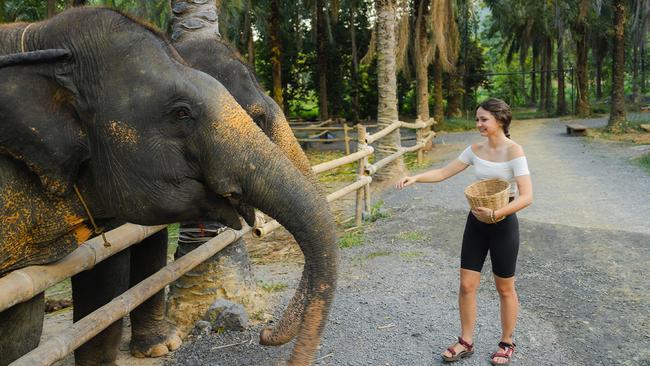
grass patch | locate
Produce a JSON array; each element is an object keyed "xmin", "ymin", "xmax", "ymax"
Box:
[
  {"xmin": 397, "ymin": 231, "xmax": 427, "ymax": 242},
  {"xmin": 258, "ymin": 281, "xmax": 288, "ymax": 293},
  {"xmin": 404, "ymin": 152, "xmax": 432, "ymax": 170},
  {"xmin": 366, "ymin": 251, "xmax": 391, "ymax": 260},
  {"xmin": 366, "ymin": 199, "xmax": 391, "ymax": 222},
  {"xmin": 399, "ymin": 251, "xmax": 425, "ymax": 259},
  {"xmin": 305, "ymin": 150, "xmax": 357, "ymax": 184},
  {"xmin": 637, "ymin": 153, "xmax": 650, "ymax": 173},
  {"xmin": 439, "ymin": 117, "xmax": 475, "ymax": 132},
  {"xmin": 167, "ymin": 223, "xmax": 179, "ymax": 256},
  {"xmin": 339, "ymin": 230, "xmax": 364, "ymax": 249}
]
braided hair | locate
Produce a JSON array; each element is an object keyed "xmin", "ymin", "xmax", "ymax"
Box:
[{"xmin": 477, "ymin": 98, "xmax": 512, "ymax": 139}]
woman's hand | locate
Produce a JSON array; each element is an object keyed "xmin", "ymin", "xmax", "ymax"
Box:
[
  {"xmin": 472, "ymin": 207, "xmax": 494, "ymax": 223},
  {"xmin": 395, "ymin": 176, "xmax": 417, "ymax": 190}
]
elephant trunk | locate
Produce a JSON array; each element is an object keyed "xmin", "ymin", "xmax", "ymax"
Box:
[{"xmin": 202, "ymin": 101, "xmax": 339, "ymax": 365}]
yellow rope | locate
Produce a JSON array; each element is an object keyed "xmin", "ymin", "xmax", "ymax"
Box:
[
  {"xmin": 20, "ymin": 23, "xmax": 33, "ymax": 53},
  {"xmin": 73, "ymin": 184, "xmax": 111, "ymax": 247}
]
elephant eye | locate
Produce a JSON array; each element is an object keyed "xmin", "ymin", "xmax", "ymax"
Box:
[{"xmin": 174, "ymin": 107, "xmax": 191, "ymax": 120}]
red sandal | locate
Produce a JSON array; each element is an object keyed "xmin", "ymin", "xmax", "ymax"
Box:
[
  {"xmin": 490, "ymin": 341, "xmax": 516, "ymax": 365},
  {"xmin": 442, "ymin": 336, "xmax": 474, "ymax": 362}
]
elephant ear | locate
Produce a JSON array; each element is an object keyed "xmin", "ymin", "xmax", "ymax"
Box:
[{"xmin": 0, "ymin": 50, "xmax": 88, "ymax": 196}]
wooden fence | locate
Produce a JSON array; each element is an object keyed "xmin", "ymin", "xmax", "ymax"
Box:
[
  {"xmin": 256, "ymin": 117, "xmax": 436, "ymax": 235},
  {"xmin": 2, "ymin": 117, "xmax": 434, "ymax": 365}
]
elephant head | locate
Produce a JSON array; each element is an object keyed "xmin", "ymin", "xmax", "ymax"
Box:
[{"xmin": 0, "ymin": 7, "xmax": 337, "ymax": 365}]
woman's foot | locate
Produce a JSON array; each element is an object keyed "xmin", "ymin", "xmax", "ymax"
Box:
[
  {"xmin": 441, "ymin": 337, "xmax": 474, "ymax": 362},
  {"xmin": 490, "ymin": 341, "xmax": 516, "ymax": 365}
]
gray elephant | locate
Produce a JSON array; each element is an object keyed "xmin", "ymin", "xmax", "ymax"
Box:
[
  {"xmin": 168, "ymin": 0, "xmax": 319, "ymax": 348},
  {"xmin": 0, "ymin": 7, "xmax": 338, "ymax": 366}
]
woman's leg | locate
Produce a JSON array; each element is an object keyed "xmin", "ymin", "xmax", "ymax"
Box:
[
  {"xmin": 442, "ymin": 269, "xmax": 481, "ymax": 358},
  {"xmin": 492, "ymin": 274, "xmax": 518, "ymax": 364}
]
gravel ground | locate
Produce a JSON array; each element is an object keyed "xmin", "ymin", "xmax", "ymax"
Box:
[{"xmin": 44, "ymin": 117, "xmax": 650, "ymax": 366}]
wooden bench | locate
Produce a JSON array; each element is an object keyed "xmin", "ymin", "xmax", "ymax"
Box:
[
  {"xmin": 640, "ymin": 106, "xmax": 650, "ymax": 112},
  {"xmin": 566, "ymin": 123, "xmax": 587, "ymax": 136},
  {"xmin": 640, "ymin": 124, "xmax": 650, "ymax": 132}
]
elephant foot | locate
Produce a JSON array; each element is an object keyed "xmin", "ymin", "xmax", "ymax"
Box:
[{"xmin": 130, "ymin": 322, "xmax": 182, "ymax": 358}]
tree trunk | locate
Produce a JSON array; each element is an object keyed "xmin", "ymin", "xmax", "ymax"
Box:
[
  {"xmin": 374, "ymin": 0, "xmax": 405, "ymax": 182},
  {"xmin": 0, "ymin": 0, "xmax": 4, "ymax": 23},
  {"xmin": 557, "ymin": 22, "xmax": 567, "ymax": 115},
  {"xmin": 539, "ymin": 49, "xmax": 546, "ymax": 112},
  {"xmin": 414, "ymin": 0, "xmax": 430, "ymax": 123},
  {"xmin": 519, "ymin": 58, "xmax": 528, "ymax": 103},
  {"xmin": 545, "ymin": 38, "xmax": 553, "ymax": 113},
  {"xmin": 608, "ymin": 0, "xmax": 627, "ymax": 132},
  {"xmin": 446, "ymin": 66, "xmax": 463, "ymax": 117},
  {"xmin": 433, "ymin": 49, "xmax": 444, "ymax": 127},
  {"xmin": 639, "ymin": 42, "xmax": 646, "ymax": 94},
  {"xmin": 269, "ymin": 0, "xmax": 284, "ymax": 109},
  {"xmin": 47, "ymin": 0, "xmax": 57, "ymax": 18},
  {"xmin": 632, "ymin": 44, "xmax": 640, "ymax": 104},
  {"xmin": 244, "ymin": 0, "xmax": 255, "ymax": 65},
  {"xmin": 350, "ymin": 0, "xmax": 360, "ymax": 123},
  {"xmin": 575, "ymin": 0, "xmax": 590, "ymax": 117},
  {"xmin": 71, "ymin": 0, "xmax": 86, "ymax": 6},
  {"xmin": 530, "ymin": 47, "xmax": 538, "ymax": 106},
  {"xmin": 316, "ymin": 0, "xmax": 329, "ymax": 121}
]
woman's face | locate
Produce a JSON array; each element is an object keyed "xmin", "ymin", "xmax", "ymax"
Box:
[{"xmin": 475, "ymin": 107, "xmax": 502, "ymax": 137}]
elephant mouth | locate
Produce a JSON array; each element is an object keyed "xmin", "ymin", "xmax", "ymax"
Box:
[{"xmin": 187, "ymin": 176, "xmax": 256, "ymax": 229}]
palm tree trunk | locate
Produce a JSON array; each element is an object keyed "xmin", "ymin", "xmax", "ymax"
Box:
[
  {"xmin": 0, "ymin": 0, "xmax": 4, "ymax": 22},
  {"xmin": 375, "ymin": 0, "xmax": 405, "ymax": 182},
  {"xmin": 447, "ymin": 67, "xmax": 463, "ymax": 117},
  {"xmin": 545, "ymin": 38, "xmax": 553, "ymax": 113},
  {"xmin": 632, "ymin": 44, "xmax": 640, "ymax": 104},
  {"xmin": 350, "ymin": 0, "xmax": 360, "ymax": 123},
  {"xmin": 557, "ymin": 15, "xmax": 567, "ymax": 115},
  {"xmin": 539, "ymin": 50, "xmax": 546, "ymax": 111},
  {"xmin": 414, "ymin": 0, "xmax": 430, "ymax": 123},
  {"xmin": 317, "ymin": 0, "xmax": 329, "ymax": 121},
  {"xmin": 269, "ymin": 0, "xmax": 284, "ymax": 109},
  {"xmin": 575, "ymin": 0, "xmax": 590, "ymax": 117},
  {"xmin": 244, "ymin": 0, "xmax": 255, "ymax": 65},
  {"xmin": 47, "ymin": 0, "xmax": 57, "ymax": 18},
  {"xmin": 596, "ymin": 57, "xmax": 603, "ymax": 100},
  {"xmin": 530, "ymin": 47, "xmax": 538, "ymax": 106},
  {"xmin": 433, "ymin": 49, "xmax": 444, "ymax": 126},
  {"xmin": 642, "ymin": 41, "xmax": 647, "ymax": 94},
  {"xmin": 608, "ymin": 0, "xmax": 627, "ymax": 132}
]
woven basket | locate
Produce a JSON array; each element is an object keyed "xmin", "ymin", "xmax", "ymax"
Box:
[{"xmin": 464, "ymin": 179, "xmax": 511, "ymax": 224}]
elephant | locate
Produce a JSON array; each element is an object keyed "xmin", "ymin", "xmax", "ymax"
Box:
[
  {"xmin": 168, "ymin": 2, "xmax": 320, "ymax": 348},
  {"xmin": 0, "ymin": 7, "xmax": 338, "ymax": 366}
]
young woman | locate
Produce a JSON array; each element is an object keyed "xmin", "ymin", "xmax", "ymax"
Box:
[{"xmin": 396, "ymin": 98, "xmax": 533, "ymax": 365}]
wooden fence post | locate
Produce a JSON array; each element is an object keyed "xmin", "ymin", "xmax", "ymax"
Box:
[
  {"xmin": 355, "ymin": 124, "xmax": 367, "ymax": 226},
  {"xmin": 343, "ymin": 123, "xmax": 350, "ymax": 155},
  {"xmin": 416, "ymin": 119, "xmax": 424, "ymax": 165}
]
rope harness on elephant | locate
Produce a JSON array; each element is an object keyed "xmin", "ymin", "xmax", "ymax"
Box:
[{"xmin": 73, "ymin": 185, "xmax": 111, "ymax": 247}]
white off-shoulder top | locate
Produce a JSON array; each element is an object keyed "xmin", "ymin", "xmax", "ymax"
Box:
[{"xmin": 457, "ymin": 145, "xmax": 530, "ymax": 196}]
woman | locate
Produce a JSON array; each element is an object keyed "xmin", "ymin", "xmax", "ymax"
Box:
[{"xmin": 396, "ymin": 98, "xmax": 532, "ymax": 365}]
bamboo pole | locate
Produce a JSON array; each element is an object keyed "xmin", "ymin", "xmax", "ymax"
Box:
[
  {"xmin": 296, "ymin": 137, "xmax": 347, "ymax": 143},
  {"xmin": 311, "ymin": 146, "xmax": 373, "ymax": 174},
  {"xmin": 365, "ymin": 132, "xmax": 435, "ymax": 175},
  {"xmin": 343, "ymin": 123, "xmax": 350, "ymax": 155},
  {"xmin": 0, "ymin": 224, "xmax": 166, "ymax": 313},
  {"xmin": 252, "ymin": 176, "xmax": 372, "ymax": 237},
  {"xmin": 291, "ymin": 126, "xmax": 346, "ymax": 131},
  {"xmin": 11, "ymin": 227, "xmax": 248, "ymax": 366},
  {"xmin": 365, "ymin": 120, "xmax": 400, "ymax": 144}
]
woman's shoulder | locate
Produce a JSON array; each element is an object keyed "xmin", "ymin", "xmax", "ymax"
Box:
[{"xmin": 506, "ymin": 140, "xmax": 525, "ymax": 160}]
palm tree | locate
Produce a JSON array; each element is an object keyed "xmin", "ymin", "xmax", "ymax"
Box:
[
  {"xmin": 573, "ymin": 0, "xmax": 591, "ymax": 117},
  {"xmin": 269, "ymin": 0, "xmax": 283, "ymax": 108},
  {"xmin": 375, "ymin": 0, "xmax": 406, "ymax": 181},
  {"xmin": 608, "ymin": 0, "xmax": 627, "ymax": 131},
  {"xmin": 316, "ymin": 0, "xmax": 329, "ymax": 121}
]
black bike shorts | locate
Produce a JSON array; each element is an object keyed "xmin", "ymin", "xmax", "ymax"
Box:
[{"xmin": 460, "ymin": 212, "xmax": 519, "ymax": 278}]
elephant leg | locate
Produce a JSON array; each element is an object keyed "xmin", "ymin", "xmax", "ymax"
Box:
[
  {"xmin": 72, "ymin": 249, "xmax": 130, "ymax": 366},
  {"xmin": 128, "ymin": 228, "xmax": 181, "ymax": 358},
  {"xmin": 0, "ymin": 292, "xmax": 44, "ymax": 366},
  {"xmin": 259, "ymin": 269, "xmax": 308, "ymax": 346}
]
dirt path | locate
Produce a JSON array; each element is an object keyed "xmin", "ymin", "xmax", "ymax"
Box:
[{"xmin": 46, "ymin": 117, "xmax": 650, "ymax": 365}]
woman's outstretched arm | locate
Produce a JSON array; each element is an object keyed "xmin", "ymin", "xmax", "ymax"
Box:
[{"xmin": 396, "ymin": 159, "xmax": 469, "ymax": 190}]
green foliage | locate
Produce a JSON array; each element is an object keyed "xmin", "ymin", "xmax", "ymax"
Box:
[
  {"xmin": 440, "ymin": 117, "xmax": 475, "ymax": 131},
  {"xmin": 338, "ymin": 230, "xmax": 364, "ymax": 249},
  {"xmin": 637, "ymin": 153, "xmax": 650, "ymax": 174},
  {"xmin": 366, "ymin": 251, "xmax": 391, "ymax": 260},
  {"xmin": 167, "ymin": 223, "xmax": 179, "ymax": 256},
  {"xmin": 366, "ymin": 199, "xmax": 390, "ymax": 222},
  {"xmin": 258, "ymin": 280, "xmax": 288, "ymax": 293},
  {"xmin": 397, "ymin": 231, "xmax": 427, "ymax": 242}
]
